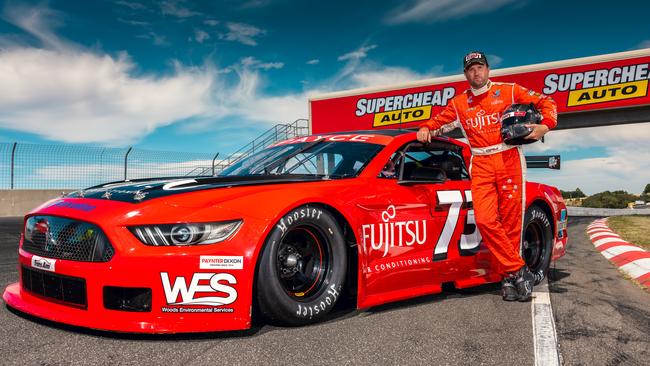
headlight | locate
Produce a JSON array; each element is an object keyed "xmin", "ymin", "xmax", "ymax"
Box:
[{"xmin": 129, "ymin": 220, "xmax": 242, "ymax": 246}]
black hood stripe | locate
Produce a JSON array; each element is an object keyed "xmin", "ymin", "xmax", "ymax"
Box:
[{"xmin": 66, "ymin": 175, "xmax": 328, "ymax": 203}]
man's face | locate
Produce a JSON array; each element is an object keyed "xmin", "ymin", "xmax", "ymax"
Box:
[{"xmin": 464, "ymin": 64, "xmax": 490, "ymax": 89}]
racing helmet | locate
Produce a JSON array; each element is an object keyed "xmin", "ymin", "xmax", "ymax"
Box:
[{"xmin": 500, "ymin": 103, "xmax": 542, "ymax": 145}]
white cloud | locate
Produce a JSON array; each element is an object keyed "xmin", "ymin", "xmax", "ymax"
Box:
[
  {"xmin": 0, "ymin": 48, "xmax": 215, "ymax": 145},
  {"xmin": 118, "ymin": 18, "xmax": 150, "ymax": 27},
  {"xmin": 0, "ymin": 3, "xmax": 302, "ymax": 147},
  {"xmin": 337, "ymin": 44, "xmax": 377, "ymax": 61},
  {"xmin": 160, "ymin": 0, "xmax": 200, "ymax": 18},
  {"xmin": 240, "ymin": 56, "xmax": 283, "ymax": 70},
  {"xmin": 348, "ymin": 66, "xmax": 434, "ymax": 88},
  {"xmin": 2, "ymin": 2, "xmax": 70, "ymax": 50},
  {"xmin": 385, "ymin": 0, "xmax": 518, "ymax": 24},
  {"xmin": 525, "ymin": 124, "xmax": 650, "ymax": 194},
  {"xmin": 204, "ymin": 19, "xmax": 219, "ymax": 26},
  {"xmin": 636, "ymin": 40, "xmax": 650, "ymax": 49},
  {"xmin": 220, "ymin": 22, "xmax": 266, "ymax": 46},
  {"xmin": 194, "ymin": 29, "xmax": 210, "ymax": 43},
  {"xmin": 115, "ymin": 1, "xmax": 148, "ymax": 11},
  {"xmin": 523, "ymin": 124, "xmax": 650, "ymax": 154},
  {"xmin": 136, "ymin": 31, "xmax": 168, "ymax": 46},
  {"xmin": 240, "ymin": 0, "xmax": 272, "ymax": 9},
  {"xmin": 306, "ymin": 59, "xmax": 320, "ymax": 65},
  {"xmin": 486, "ymin": 54, "xmax": 503, "ymax": 67}
]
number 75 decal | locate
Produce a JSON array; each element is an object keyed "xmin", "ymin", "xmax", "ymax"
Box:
[{"xmin": 434, "ymin": 190, "xmax": 482, "ymax": 261}]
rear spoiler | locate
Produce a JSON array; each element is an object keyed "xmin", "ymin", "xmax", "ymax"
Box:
[{"xmin": 526, "ymin": 155, "xmax": 560, "ymax": 169}]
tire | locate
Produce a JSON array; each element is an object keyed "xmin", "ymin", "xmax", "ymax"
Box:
[
  {"xmin": 522, "ymin": 204, "xmax": 553, "ymax": 278},
  {"xmin": 255, "ymin": 205, "xmax": 347, "ymax": 326}
]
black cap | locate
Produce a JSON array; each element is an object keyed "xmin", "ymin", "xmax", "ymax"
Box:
[{"xmin": 463, "ymin": 51, "xmax": 489, "ymax": 71}]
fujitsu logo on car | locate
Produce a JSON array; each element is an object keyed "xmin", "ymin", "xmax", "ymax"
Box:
[
  {"xmin": 361, "ymin": 205, "xmax": 427, "ymax": 257},
  {"xmin": 160, "ymin": 272, "xmax": 237, "ymax": 306}
]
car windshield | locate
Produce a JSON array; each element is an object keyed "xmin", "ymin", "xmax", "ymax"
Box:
[{"xmin": 219, "ymin": 141, "xmax": 384, "ymax": 178}]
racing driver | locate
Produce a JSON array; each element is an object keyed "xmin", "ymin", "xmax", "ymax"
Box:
[{"xmin": 416, "ymin": 51, "xmax": 557, "ymax": 301}]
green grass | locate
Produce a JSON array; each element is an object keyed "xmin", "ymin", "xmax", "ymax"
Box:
[{"xmin": 606, "ymin": 216, "xmax": 650, "ymax": 251}]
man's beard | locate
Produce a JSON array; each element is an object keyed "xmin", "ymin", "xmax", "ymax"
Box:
[{"xmin": 469, "ymin": 78, "xmax": 488, "ymax": 89}]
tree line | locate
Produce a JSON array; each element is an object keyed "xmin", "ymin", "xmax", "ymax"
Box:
[{"xmin": 560, "ymin": 184, "xmax": 650, "ymax": 209}]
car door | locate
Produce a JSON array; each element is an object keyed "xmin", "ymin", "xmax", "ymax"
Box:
[{"xmin": 358, "ymin": 141, "xmax": 487, "ymax": 307}]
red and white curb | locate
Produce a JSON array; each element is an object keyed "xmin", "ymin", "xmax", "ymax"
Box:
[{"xmin": 587, "ymin": 218, "xmax": 650, "ymax": 290}]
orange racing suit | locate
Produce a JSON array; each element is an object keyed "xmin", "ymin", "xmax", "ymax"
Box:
[{"xmin": 420, "ymin": 81, "xmax": 557, "ymax": 275}]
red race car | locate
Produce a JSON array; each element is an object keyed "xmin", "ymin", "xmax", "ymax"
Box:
[{"xmin": 3, "ymin": 130, "xmax": 568, "ymax": 333}]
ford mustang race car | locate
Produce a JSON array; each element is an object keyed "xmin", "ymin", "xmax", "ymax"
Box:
[{"xmin": 3, "ymin": 130, "xmax": 568, "ymax": 333}]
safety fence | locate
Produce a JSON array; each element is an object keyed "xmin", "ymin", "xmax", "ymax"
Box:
[
  {"xmin": 0, "ymin": 142, "xmax": 217, "ymax": 190},
  {"xmin": 0, "ymin": 119, "xmax": 310, "ymax": 190}
]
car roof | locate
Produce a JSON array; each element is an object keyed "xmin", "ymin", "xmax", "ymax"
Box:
[{"xmin": 327, "ymin": 129, "xmax": 416, "ymax": 137}]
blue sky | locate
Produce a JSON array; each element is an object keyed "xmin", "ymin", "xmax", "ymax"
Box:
[{"xmin": 0, "ymin": 0, "xmax": 649, "ymax": 193}]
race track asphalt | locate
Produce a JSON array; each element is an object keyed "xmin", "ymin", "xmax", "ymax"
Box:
[{"xmin": 1, "ymin": 216, "xmax": 648, "ymax": 365}]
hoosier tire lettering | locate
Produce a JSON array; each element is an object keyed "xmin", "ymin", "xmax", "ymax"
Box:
[
  {"xmin": 256, "ymin": 205, "xmax": 347, "ymax": 326},
  {"xmin": 296, "ymin": 284, "xmax": 341, "ymax": 319},
  {"xmin": 276, "ymin": 208, "xmax": 323, "ymax": 235},
  {"xmin": 522, "ymin": 205, "xmax": 553, "ymax": 281}
]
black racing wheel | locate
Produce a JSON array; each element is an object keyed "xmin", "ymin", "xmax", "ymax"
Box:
[
  {"xmin": 522, "ymin": 204, "xmax": 553, "ymax": 279},
  {"xmin": 255, "ymin": 205, "xmax": 347, "ymax": 325}
]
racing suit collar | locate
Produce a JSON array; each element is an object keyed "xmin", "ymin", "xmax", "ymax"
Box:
[{"xmin": 470, "ymin": 80, "xmax": 492, "ymax": 96}]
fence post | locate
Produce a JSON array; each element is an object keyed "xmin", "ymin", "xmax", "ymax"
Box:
[
  {"xmin": 211, "ymin": 152, "xmax": 220, "ymax": 176},
  {"xmin": 10, "ymin": 142, "xmax": 17, "ymax": 189},
  {"xmin": 124, "ymin": 146, "xmax": 132, "ymax": 181}
]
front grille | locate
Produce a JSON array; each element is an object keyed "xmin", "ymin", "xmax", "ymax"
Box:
[
  {"xmin": 22, "ymin": 216, "xmax": 114, "ymax": 262},
  {"xmin": 21, "ymin": 266, "xmax": 87, "ymax": 308}
]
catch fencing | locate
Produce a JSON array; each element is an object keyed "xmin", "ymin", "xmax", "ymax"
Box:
[
  {"xmin": 0, "ymin": 119, "xmax": 310, "ymax": 190},
  {"xmin": 0, "ymin": 142, "xmax": 217, "ymax": 190}
]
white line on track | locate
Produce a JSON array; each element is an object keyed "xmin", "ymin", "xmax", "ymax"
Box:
[{"xmin": 532, "ymin": 280, "xmax": 560, "ymax": 366}]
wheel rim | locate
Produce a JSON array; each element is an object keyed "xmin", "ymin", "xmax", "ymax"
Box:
[
  {"xmin": 522, "ymin": 220, "xmax": 546, "ymax": 272},
  {"xmin": 276, "ymin": 225, "xmax": 329, "ymax": 300}
]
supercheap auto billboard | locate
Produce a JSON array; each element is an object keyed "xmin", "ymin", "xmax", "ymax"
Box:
[{"xmin": 309, "ymin": 50, "xmax": 650, "ymax": 134}]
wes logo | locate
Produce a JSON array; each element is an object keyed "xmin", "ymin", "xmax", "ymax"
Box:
[
  {"xmin": 567, "ymin": 80, "xmax": 648, "ymax": 106},
  {"xmin": 160, "ymin": 272, "xmax": 237, "ymax": 307},
  {"xmin": 355, "ymin": 87, "xmax": 455, "ymax": 128}
]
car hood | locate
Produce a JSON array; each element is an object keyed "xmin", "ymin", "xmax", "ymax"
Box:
[{"xmin": 65, "ymin": 175, "xmax": 331, "ymax": 204}]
